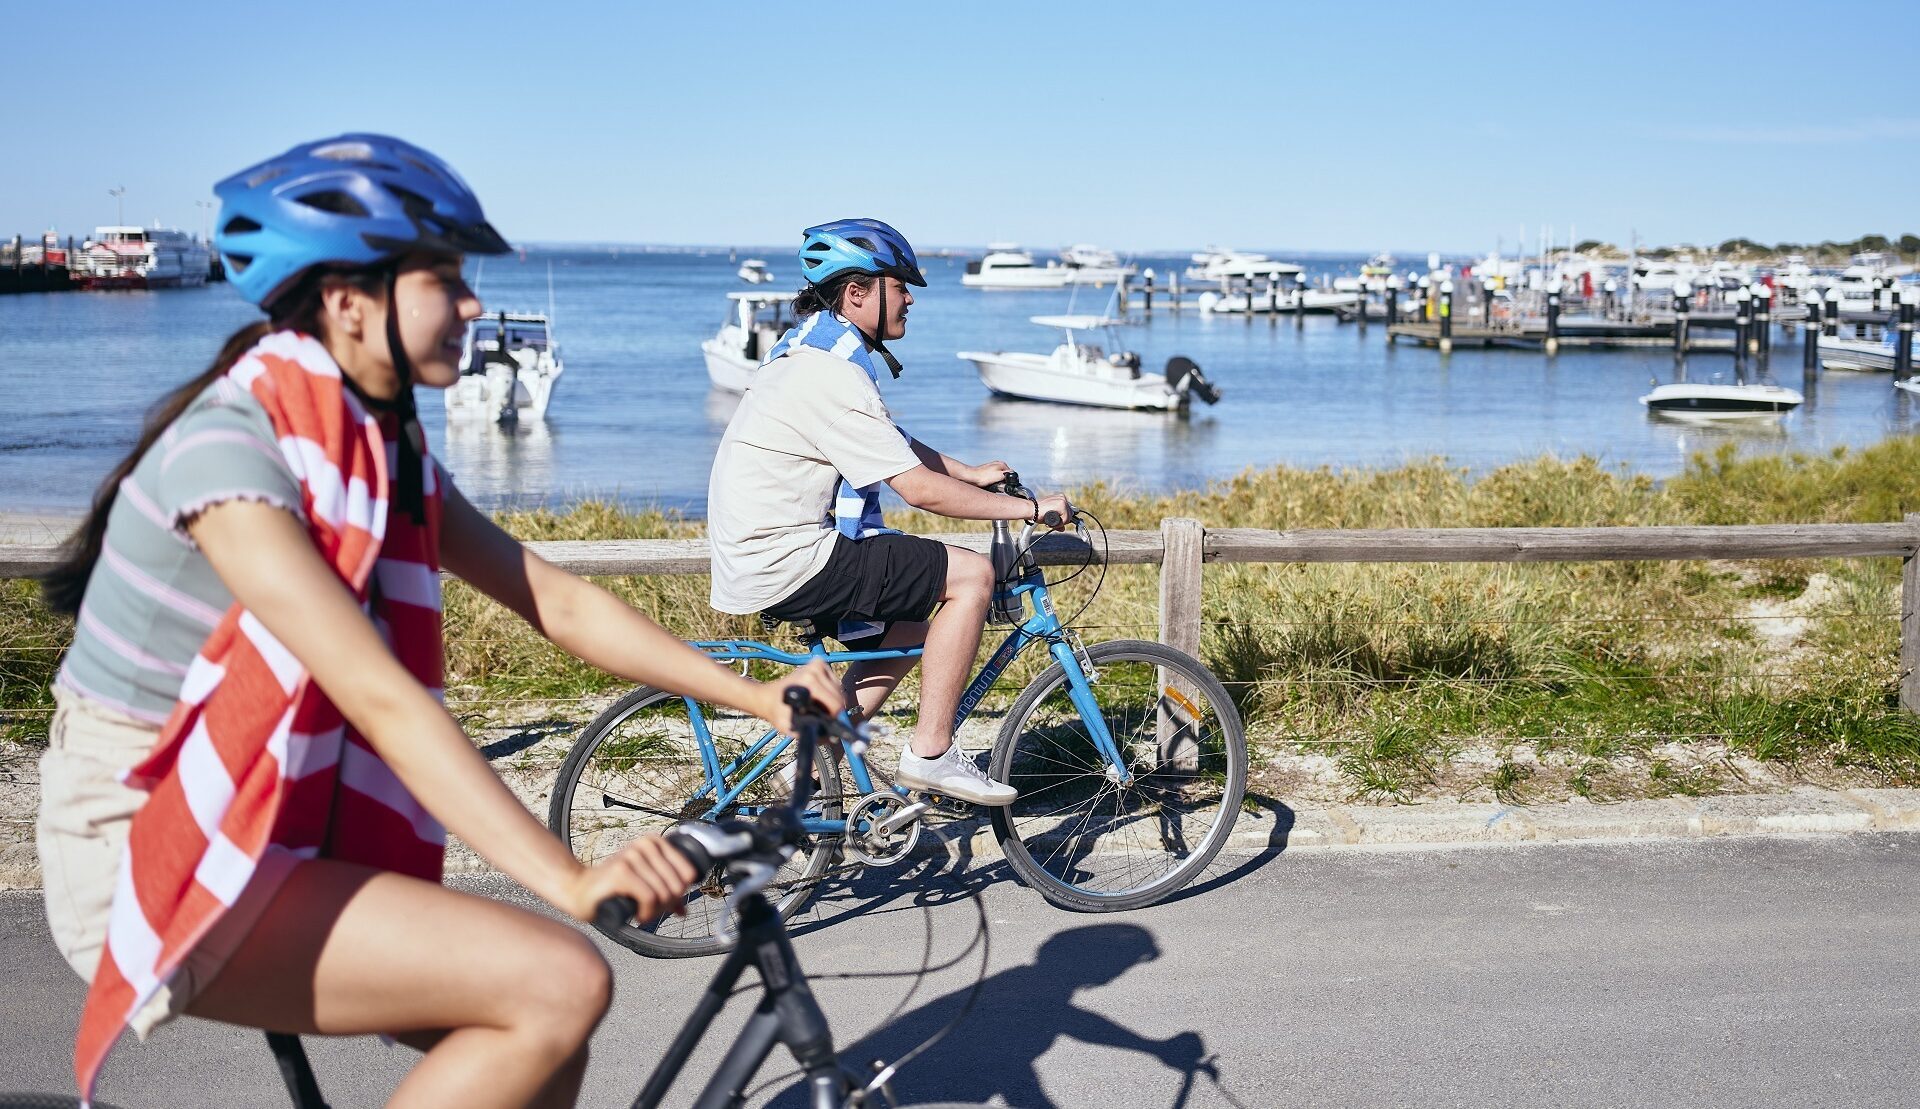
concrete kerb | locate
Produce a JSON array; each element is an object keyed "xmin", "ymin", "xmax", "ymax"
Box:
[{"xmin": 7, "ymin": 786, "xmax": 1920, "ymax": 891}]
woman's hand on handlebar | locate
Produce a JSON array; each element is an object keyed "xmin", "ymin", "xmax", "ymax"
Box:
[
  {"xmin": 565, "ymin": 833, "xmax": 700, "ymax": 924},
  {"xmin": 756, "ymin": 659, "xmax": 845, "ymax": 736}
]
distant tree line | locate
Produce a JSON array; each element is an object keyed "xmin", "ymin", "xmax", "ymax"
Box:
[{"xmin": 1570, "ymin": 235, "xmax": 1919, "ymax": 261}]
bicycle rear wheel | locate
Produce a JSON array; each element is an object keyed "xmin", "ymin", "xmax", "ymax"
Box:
[
  {"xmin": 988, "ymin": 639, "xmax": 1246, "ymax": 911},
  {"xmin": 549, "ymin": 685, "xmax": 844, "ymax": 957}
]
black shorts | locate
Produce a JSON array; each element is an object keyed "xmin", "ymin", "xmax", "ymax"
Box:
[{"xmin": 764, "ymin": 533, "xmax": 949, "ymax": 647}]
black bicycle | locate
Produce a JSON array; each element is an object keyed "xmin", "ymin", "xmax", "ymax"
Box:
[{"xmin": 2, "ymin": 689, "xmax": 1005, "ymax": 1109}]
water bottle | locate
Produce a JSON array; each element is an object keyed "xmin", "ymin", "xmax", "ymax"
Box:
[{"xmin": 988, "ymin": 519, "xmax": 1022, "ymax": 624}]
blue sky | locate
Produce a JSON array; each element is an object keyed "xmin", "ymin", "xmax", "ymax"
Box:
[{"xmin": 4, "ymin": 1, "xmax": 1915, "ymax": 254}]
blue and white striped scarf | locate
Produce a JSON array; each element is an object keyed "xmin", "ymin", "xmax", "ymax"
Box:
[{"xmin": 762, "ymin": 310, "xmax": 911, "ymax": 639}]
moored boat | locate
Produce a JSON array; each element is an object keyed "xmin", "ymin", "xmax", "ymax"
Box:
[
  {"xmin": 447, "ymin": 311, "xmax": 563, "ymax": 422},
  {"xmin": 701, "ymin": 290, "xmax": 795, "ymax": 393},
  {"xmin": 1639, "ymin": 381, "xmax": 1804, "ymax": 421},
  {"xmin": 76, "ymin": 226, "xmax": 210, "ymax": 289},
  {"xmin": 958, "ymin": 314, "xmax": 1220, "ymax": 411}
]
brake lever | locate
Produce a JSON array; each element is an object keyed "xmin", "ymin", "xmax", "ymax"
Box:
[{"xmin": 716, "ymin": 852, "xmax": 791, "ymax": 944}]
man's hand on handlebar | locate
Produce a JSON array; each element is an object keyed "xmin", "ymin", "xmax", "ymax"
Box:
[
  {"xmin": 1033, "ymin": 492, "xmax": 1073, "ymax": 530},
  {"xmin": 962, "ymin": 459, "xmax": 1014, "ymax": 487},
  {"xmin": 757, "ymin": 659, "xmax": 844, "ymax": 737}
]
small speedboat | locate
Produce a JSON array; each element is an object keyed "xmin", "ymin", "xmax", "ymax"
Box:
[
  {"xmin": 1639, "ymin": 380, "xmax": 1804, "ymax": 421},
  {"xmin": 962, "ymin": 246, "xmax": 1072, "ymax": 290},
  {"xmin": 446, "ymin": 312, "xmax": 562, "ymax": 422},
  {"xmin": 736, "ymin": 258, "xmax": 773, "ymax": 284},
  {"xmin": 958, "ymin": 315, "xmax": 1220, "ymax": 411},
  {"xmin": 701, "ymin": 290, "xmax": 795, "ymax": 393},
  {"xmin": 1818, "ymin": 333, "xmax": 1896, "ymax": 373}
]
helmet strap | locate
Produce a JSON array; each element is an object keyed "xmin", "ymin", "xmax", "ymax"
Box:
[
  {"xmin": 381, "ymin": 270, "xmax": 428, "ymax": 524},
  {"xmin": 866, "ymin": 277, "xmax": 904, "ymax": 378}
]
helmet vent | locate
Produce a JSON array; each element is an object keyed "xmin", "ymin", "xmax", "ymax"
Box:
[
  {"xmin": 295, "ymin": 191, "xmax": 371, "ymax": 218},
  {"xmin": 222, "ymin": 216, "xmax": 263, "ymax": 235},
  {"xmin": 400, "ymin": 155, "xmax": 443, "ymax": 181},
  {"xmin": 245, "ymin": 166, "xmax": 289, "ymax": 188},
  {"xmin": 847, "ymin": 237, "xmax": 878, "ymax": 252},
  {"xmin": 226, "ymin": 254, "xmax": 252, "ymax": 274},
  {"xmin": 311, "ymin": 140, "xmax": 376, "ymax": 162}
]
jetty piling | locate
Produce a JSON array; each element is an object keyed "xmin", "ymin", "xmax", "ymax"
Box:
[
  {"xmin": 1732, "ymin": 287, "xmax": 1751, "ymax": 379},
  {"xmin": 1544, "ymin": 283, "xmax": 1562, "ymax": 355},
  {"xmin": 1673, "ymin": 282, "xmax": 1692, "ymax": 366},
  {"xmin": 1804, "ymin": 296, "xmax": 1822, "ymax": 379},
  {"xmin": 1438, "ymin": 280, "xmax": 1454, "ymax": 352},
  {"xmin": 1295, "ymin": 273, "xmax": 1307, "ymax": 329},
  {"xmin": 1897, "ymin": 289, "xmax": 1915, "ymax": 381},
  {"xmin": 1753, "ymin": 284, "xmax": 1772, "ymax": 355},
  {"xmin": 1385, "ymin": 281, "xmax": 1399, "ymax": 326},
  {"xmin": 1825, "ymin": 288, "xmax": 1842, "ymax": 337}
]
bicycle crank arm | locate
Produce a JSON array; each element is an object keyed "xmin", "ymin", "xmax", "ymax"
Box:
[{"xmin": 874, "ymin": 799, "xmax": 931, "ymax": 836}]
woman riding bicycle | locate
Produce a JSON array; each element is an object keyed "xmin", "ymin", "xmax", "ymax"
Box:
[
  {"xmin": 36, "ymin": 134, "xmax": 841, "ymax": 1108},
  {"xmin": 704, "ymin": 218, "xmax": 1071, "ymax": 807}
]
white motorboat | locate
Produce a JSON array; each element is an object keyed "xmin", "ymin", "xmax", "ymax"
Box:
[
  {"xmin": 1058, "ymin": 244, "xmax": 1136, "ymax": 284},
  {"xmin": 1818, "ymin": 333, "xmax": 1897, "ymax": 372},
  {"xmin": 1639, "ymin": 381, "xmax": 1804, "ymax": 421},
  {"xmin": 77, "ymin": 226, "xmax": 210, "ymax": 289},
  {"xmin": 736, "ymin": 258, "xmax": 773, "ymax": 284},
  {"xmin": 1184, "ymin": 248, "xmax": 1304, "ymax": 284},
  {"xmin": 957, "ymin": 314, "xmax": 1220, "ymax": 411},
  {"xmin": 962, "ymin": 246, "xmax": 1071, "ymax": 289},
  {"xmin": 701, "ymin": 290, "xmax": 795, "ymax": 393},
  {"xmin": 446, "ymin": 312, "xmax": 563, "ymax": 422}
]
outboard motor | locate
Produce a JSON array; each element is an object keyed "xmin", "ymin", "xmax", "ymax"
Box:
[{"xmin": 1165, "ymin": 356, "xmax": 1221, "ymax": 406}]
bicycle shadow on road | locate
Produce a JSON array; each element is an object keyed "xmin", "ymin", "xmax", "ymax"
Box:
[{"xmin": 766, "ymin": 923, "xmax": 1225, "ymax": 1109}]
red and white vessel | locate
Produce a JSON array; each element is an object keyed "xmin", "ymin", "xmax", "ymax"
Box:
[{"xmin": 76, "ymin": 226, "xmax": 210, "ymax": 289}]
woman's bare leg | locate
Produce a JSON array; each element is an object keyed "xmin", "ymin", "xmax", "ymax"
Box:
[{"xmin": 189, "ymin": 860, "xmax": 611, "ymax": 1109}]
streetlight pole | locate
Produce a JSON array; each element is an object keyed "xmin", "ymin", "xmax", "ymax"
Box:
[
  {"xmin": 194, "ymin": 200, "xmax": 215, "ymax": 244},
  {"xmin": 108, "ymin": 186, "xmax": 127, "ymax": 226}
]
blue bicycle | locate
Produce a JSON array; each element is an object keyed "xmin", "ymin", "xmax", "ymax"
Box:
[{"xmin": 548, "ymin": 476, "xmax": 1247, "ymax": 957}]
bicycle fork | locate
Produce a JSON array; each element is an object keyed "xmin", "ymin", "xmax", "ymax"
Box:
[{"xmin": 1047, "ymin": 638, "xmax": 1132, "ymax": 785}]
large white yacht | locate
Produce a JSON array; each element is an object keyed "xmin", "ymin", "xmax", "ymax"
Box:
[
  {"xmin": 700, "ymin": 290, "xmax": 795, "ymax": 392},
  {"xmin": 958, "ymin": 315, "xmax": 1220, "ymax": 411},
  {"xmin": 447, "ymin": 312, "xmax": 563, "ymax": 422},
  {"xmin": 961, "ymin": 245, "xmax": 1074, "ymax": 289},
  {"xmin": 1184, "ymin": 248, "xmax": 1304, "ymax": 284},
  {"xmin": 76, "ymin": 226, "xmax": 210, "ymax": 289}
]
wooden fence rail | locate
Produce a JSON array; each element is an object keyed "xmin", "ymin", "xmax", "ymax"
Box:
[{"xmin": 7, "ymin": 517, "xmax": 1918, "ymax": 711}]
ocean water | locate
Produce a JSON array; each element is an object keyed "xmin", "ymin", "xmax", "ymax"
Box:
[{"xmin": 4, "ymin": 250, "xmax": 1917, "ymax": 516}]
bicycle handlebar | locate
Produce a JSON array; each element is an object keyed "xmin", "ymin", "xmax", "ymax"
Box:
[
  {"xmin": 593, "ymin": 687, "xmax": 865, "ymax": 935},
  {"xmin": 986, "ymin": 469, "xmax": 1073, "ymax": 528}
]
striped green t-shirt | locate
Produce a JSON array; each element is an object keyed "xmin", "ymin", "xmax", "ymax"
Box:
[{"xmin": 56, "ymin": 378, "xmax": 305, "ymax": 724}]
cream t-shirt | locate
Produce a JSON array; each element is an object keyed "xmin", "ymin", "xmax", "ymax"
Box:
[{"xmin": 707, "ymin": 346, "xmax": 921, "ymax": 614}]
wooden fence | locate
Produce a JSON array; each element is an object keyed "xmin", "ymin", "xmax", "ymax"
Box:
[{"xmin": 5, "ymin": 517, "xmax": 1917, "ymax": 712}]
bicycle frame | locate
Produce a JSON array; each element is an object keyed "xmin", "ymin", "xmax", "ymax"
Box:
[
  {"xmin": 635, "ymin": 891, "xmax": 845, "ymax": 1109},
  {"xmin": 683, "ymin": 564, "xmax": 1131, "ymax": 835}
]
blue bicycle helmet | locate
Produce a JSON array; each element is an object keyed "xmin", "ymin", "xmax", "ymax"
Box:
[
  {"xmin": 798, "ymin": 218, "xmax": 927, "ymax": 288},
  {"xmin": 213, "ymin": 133, "xmax": 510, "ymax": 309}
]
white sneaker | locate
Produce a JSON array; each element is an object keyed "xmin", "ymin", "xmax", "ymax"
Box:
[{"xmin": 896, "ymin": 743, "xmax": 1017, "ymax": 806}]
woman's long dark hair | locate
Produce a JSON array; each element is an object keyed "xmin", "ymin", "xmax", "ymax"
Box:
[{"xmin": 40, "ymin": 266, "xmax": 388, "ymax": 615}]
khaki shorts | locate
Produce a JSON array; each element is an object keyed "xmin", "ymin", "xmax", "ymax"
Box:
[{"xmin": 38, "ymin": 686, "xmax": 284, "ymax": 1039}]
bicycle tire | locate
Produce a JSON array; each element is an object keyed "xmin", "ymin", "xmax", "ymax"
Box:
[
  {"xmin": 549, "ymin": 685, "xmax": 844, "ymax": 957},
  {"xmin": 988, "ymin": 639, "xmax": 1247, "ymax": 911}
]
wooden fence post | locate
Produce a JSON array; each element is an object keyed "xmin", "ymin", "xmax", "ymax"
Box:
[
  {"xmin": 1158, "ymin": 517, "xmax": 1204, "ymax": 654},
  {"xmin": 1903, "ymin": 513, "xmax": 1919, "ymax": 714},
  {"xmin": 1157, "ymin": 516, "xmax": 1206, "ymax": 769}
]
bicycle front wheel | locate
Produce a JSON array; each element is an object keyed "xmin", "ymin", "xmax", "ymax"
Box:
[
  {"xmin": 988, "ymin": 639, "xmax": 1246, "ymax": 911},
  {"xmin": 548, "ymin": 685, "xmax": 844, "ymax": 958}
]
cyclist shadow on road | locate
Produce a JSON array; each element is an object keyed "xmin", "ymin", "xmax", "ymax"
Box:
[{"xmin": 767, "ymin": 923, "xmax": 1224, "ymax": 1109}]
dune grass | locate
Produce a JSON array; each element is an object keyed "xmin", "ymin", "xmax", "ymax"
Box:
[{"xmin": 5, "ymin": 436, "xmax": 1918, "ymax": 801}]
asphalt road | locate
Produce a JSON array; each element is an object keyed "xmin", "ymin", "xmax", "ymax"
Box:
[{"xmin": 3, "ymin": 834, "xmax": 1916, "ymax": 1108}]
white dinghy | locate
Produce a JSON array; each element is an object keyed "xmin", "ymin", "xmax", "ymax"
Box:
[
  {"xmin": 701, "ymin": 290, "xmax": 795, "ymax": 393},
  {"xmin": 958, "ymin": 315, "xmax": 1220, "ymax": 411}
]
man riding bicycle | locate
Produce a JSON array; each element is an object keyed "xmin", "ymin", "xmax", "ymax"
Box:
[{"xmin": 706, "ymin": 218, "xmax": 1071, "ymax": 807}]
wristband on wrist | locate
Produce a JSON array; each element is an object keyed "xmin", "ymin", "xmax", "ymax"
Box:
[{"xmin": 1022, "ymin": 489, "xmax": 1040, "ymax": 523}]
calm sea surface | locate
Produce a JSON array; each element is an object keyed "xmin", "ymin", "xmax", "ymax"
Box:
[{"xmin": 5, "ymin": 250, "xmax": 1917, "ymax": 515}]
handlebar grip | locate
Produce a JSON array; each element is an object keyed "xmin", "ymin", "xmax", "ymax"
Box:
[
  {"xmin": 594, "ymin": 895, "xmax": 638, "ymax": 932},
  {"xmin": 664, "ymin": 829, "xmax": 716, "ymax": 875},
  {"xmin": 1041, "ymin": 510, "xmax": 1064, "ymax": 527}
]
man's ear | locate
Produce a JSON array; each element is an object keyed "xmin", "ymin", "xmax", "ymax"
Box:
[{"xmin": 842, "ymin": 280, "xmax": 868, "ymax": 310}]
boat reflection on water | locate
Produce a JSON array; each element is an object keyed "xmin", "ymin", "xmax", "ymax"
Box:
[
  {"xmin": 1647, "ymin": 410, "xmax": 1790, "ymax": 464},
  {"xmin": 703, "ymin": 386, "xmax": 743, "ymax": 428},
  {"xmin": 972, "ymin": 397, "xmax": 1218, "ymax": 491},
  {"xmin": 439, "ymin": 417, "xmax": 559, "ymax": 502}
]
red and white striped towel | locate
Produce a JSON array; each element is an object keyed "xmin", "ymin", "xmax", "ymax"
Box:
[{"xmin": 75, "ymin": 330, "xmax": 446, "ymax": 1101}]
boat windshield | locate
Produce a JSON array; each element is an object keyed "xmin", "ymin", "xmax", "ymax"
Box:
[{"xmin": 474, "ymin": 320, "xmax": 549, "ymax": 351}]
